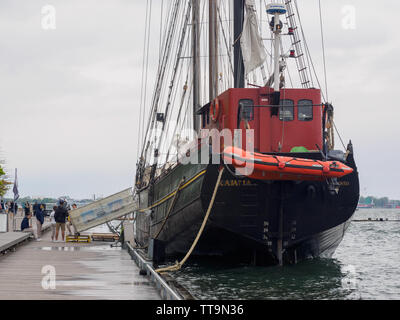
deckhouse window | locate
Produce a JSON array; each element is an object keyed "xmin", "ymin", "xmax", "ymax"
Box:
[
  {"xmin": 279, "ymin": 99, "xmax": 294, "ymax": 121},
  {"xmin": 298, "ymin": 99, "xmax": 313, "ymax": 121},
  {"xmin": 239, "ymin": 99, "xmax": 254, "ymax": 122}
]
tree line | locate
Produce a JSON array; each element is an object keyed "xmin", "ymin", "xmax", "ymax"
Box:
[
  {"xmin": 359, "ymin": 196, "xmax": 400, "ymax": 207},
  {"xmin": 0, "ymin": 164, "xmax": 11, "ymax": 197}
]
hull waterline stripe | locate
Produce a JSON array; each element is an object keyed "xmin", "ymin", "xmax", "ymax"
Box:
[{"xmin": 137, "ymin": 169, "xmax": 207, "ymax": 213}]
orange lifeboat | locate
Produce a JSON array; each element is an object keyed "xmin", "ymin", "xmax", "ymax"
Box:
[{"xmin": 223, "ymin": 146, "xmax": 353, "ymax": 181}]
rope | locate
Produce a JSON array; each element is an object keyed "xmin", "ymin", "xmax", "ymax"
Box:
[
  {"xmin": 318, "ymin": 0, "xmax": 329, "ymax": 102},
  {"xmin": 137, "ymin": 0, "xmax": 152, "ymax": 157},
  {"xmin": 333, "ymin": 120, "xmax": 347, "ymax": 151},
  {"xmin": 136, "ymin": 177, "xmax": 185, "ymax": 250},
  {"xmin": 326, "ymin": 113, "xmax": 335, "ymax": 151},
  {"xmin": 152, "ymin": 177, "xmax": 185, "ymax": 240},
  {"xmin": 293, "ymin": 0, "xmax": 325, "ymax": 101},
  {"xmin": 155, "ymin": 167, "xmax": 225, "ymax": 273}
]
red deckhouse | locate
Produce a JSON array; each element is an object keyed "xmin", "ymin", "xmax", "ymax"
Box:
[{"xmin": 201, "ymin": 87, "xmax": 322, "ymax": 154}]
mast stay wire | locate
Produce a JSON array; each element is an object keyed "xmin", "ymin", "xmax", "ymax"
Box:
[
  {"xmin": 153, "ymin": 1, "xmax": 192, "ymax": 167},
  {"xmin": 137, "ymin": 0, "xmax": 151, "ymax": 157},
  {"xmin": 141, "ymin": 0, "xmax": 182, "ymax": 160},
  {"xmin": 142, "ymin": 0, "xmax": 153, "ymax": 154},
  {"xmin": 318, "ymin": 0, "xmax": 329, "ymax": 102},
  {"xmin": 161, "ymin": 29, "xmax": 192, "ymax": 162},
  {"xmin": 292, "ymin": 0, "xmax": 326, "ymax": 102}
]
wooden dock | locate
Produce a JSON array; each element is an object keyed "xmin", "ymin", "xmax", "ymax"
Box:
[
  {"xmin": 0, "ymin": 228, "xmax": 161, "ymax": 300},
  {"xmin": 0, "ymin": 232, "xmax": 31, "ymax": 252}
]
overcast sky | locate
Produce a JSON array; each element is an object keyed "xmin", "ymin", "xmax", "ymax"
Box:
[{"xmin": 0, "ymin": 0, "xmax": 399, "ymax": 200}]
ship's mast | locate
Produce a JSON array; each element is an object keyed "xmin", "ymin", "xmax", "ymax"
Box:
[
  {"xmin": 192, "ymin": 0, "xmax": 201, "ymax": 132},
  {"xmin": 208, "ymin": 0, "xmax": 218, "ymax": 101},
  {"xmin": 234, "ymin": 0, "xmax": 245, "ymax": 88},
  {"xmin": 266, "ymin": 3, "xmax": 287, "ymax": 92}
]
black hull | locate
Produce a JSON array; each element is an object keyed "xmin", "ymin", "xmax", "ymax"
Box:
[{"xmin": 135, "ymin": 151, "xmax": 359, "ymax": 266}]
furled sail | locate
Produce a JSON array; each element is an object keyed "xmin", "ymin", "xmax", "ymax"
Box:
[{"xmin": 240, "ymin": 0, "xmax": 267, "ymax": 75}]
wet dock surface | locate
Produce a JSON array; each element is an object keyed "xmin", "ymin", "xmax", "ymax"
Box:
[
  {"xmin": 0, "ymin": 232, "xmax": 31, "ymax": 252},
  {"xmin": 0, "ymin": 230, "xmax": 160, "ymax": 300}
]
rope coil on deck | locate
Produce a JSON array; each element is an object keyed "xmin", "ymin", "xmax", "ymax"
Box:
[{"xmin": 155, "ymin": 167, "xmax": 225, "ymax": 273}]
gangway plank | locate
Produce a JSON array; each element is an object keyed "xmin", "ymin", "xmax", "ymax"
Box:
[{"xmin": 70, "ymin": 188, "xmax": 137, "ymax": 233}]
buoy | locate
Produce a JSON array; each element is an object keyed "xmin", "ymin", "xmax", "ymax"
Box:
[{"xmin": 210, "ymin": 99, "xmax": 220, "ymax": 122}]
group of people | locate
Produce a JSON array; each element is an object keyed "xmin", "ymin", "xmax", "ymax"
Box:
[
  {"xmin": 0, "ymin": 200, "xmax": 19, "ymax": 213},
  {"xmin": 20, "ymin": 199, "xmax": 77, "ymax": 242},
  {"xmin": 49, "ymin": 200, "xmax": 77, "ymax": 242}
]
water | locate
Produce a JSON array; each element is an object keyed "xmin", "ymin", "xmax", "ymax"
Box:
[{"xmin": 171, "ymin": 209, "xmax": 400, "ymax": 300}]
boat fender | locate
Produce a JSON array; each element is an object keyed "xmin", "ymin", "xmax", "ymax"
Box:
[
  {"xmin": 323, "ymin": 166, "xmax": 330, "ymax": 174},
  {"xmin": 210, "ymin": 99, "xmax": 220, "ymax": 122}
]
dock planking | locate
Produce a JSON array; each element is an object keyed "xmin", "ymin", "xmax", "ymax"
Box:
[
  {"xmin": 0, "ymin": 228, "xmax": 160, "ymax": 300},
  {"xmin": 0, "ymin": 232, "xmax": 31, "ymax": 252}
]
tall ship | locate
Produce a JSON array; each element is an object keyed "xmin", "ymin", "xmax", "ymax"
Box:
[{"xmin": 133, "ymin": 0, "xmax": 359, "ymax": 266}]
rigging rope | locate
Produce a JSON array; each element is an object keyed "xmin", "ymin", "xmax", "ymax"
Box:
[
  {"xmin": 293, "ymin": 0, "xmax": 325, "ymax": 100},
  {"xmin": 333, "ymin": 120, "xmax": 347, "ymax": 151},
  {"xmin": 137, "ymin": 0, "xmax": 152, "ymax": 157},
  {"xmin": 141, "ymin": 0, "xmax": 182, "ymax": 160},
  {"xmin": 155, "ymin": 167, "xmax": 225, "ymax": 273},
  {"xmin": 318, "ymin": 0, "xmax": 329, "ymax": 102},
  {"xmin": 137, "ymin": 177, "xmax": 185, "ymax": 250}
]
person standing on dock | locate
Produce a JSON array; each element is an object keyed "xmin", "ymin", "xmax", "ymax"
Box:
[
  {"xmin": 8, "ymin": 201, "xmax": 17, "ymax": 213},
  {"xmin": 33, "ymin": 201, "xmax": 44, "ymax": 241},
  {"xmin": 33, "ymin": 202, "xmax": 39, "ymax": 216},
  {"xmin": 65, "ymin": 206, "xmax": 73, "ymax": 235},
  {"xmin": 54, "ymin": 200, "xmax": 68, "ymax": 242},
  {"xmin": 8, "ymin": 201, "xmax": 17, "ymax": 231},
  {"xmin": 65, "ymin": 203, "xmax": 77, "ymax": 235},
  {"xmin": 49, "ymin": 206, "xmax": 57, "ymax": 242},
  {"xmin": 24, "ymin": 202, "xmax": 31, "ymax": 216}
]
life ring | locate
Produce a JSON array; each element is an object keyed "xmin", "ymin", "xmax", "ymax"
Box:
[{"xmin": 210, "ymin": 99, "xmax": 220, "ymax": 122}]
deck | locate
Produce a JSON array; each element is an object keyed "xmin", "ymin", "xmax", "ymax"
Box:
[{"xmin": 0, "ymin": 225, "xmax": 160, "ymax": 300}]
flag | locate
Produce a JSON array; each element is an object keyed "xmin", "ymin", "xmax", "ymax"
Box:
[{"xmin": 13, "ymin": 168, "xmax": 19, "ymax": 202}]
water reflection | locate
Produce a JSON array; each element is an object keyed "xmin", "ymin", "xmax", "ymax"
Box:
[
  {"xmin": 172, "ymin": 257, "xmax": 357, "ymax": 300},
  {"xmin": 38, "ymin": 245, "xmax": 120, "ymax": 251},
  {"xmin": 171, "ymin": 209, "xmax": 400, "ymax": 300}
]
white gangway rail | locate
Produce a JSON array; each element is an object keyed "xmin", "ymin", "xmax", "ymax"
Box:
[{"xmin": 70, "ymin": 188, "xmax": 137, "ymax": 233}]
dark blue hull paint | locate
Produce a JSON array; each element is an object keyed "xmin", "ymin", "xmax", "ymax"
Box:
[{"xmin": 136, "ymin": 152, "xmax": 359, "ymax": 266}]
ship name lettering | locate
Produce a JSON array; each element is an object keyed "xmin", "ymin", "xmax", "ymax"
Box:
[{"xmin": 220, "ymin": 180, "xmax": 254, "ymax": 187}]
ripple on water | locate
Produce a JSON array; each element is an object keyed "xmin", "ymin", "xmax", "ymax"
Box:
[{"xmin": 172, "ymin": 209, "xmax": 400, "ymax": 300}]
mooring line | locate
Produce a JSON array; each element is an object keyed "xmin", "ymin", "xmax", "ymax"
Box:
[{"xmin": 155, "ymin": 167, "xmax": 225, "ymax": 273}]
